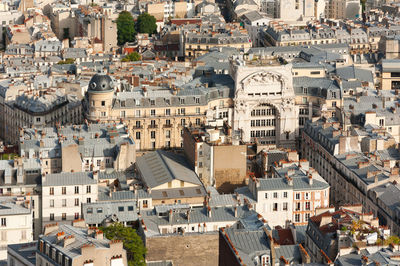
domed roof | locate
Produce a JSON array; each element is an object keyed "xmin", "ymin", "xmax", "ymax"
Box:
[{"xmin": 88, "ymin": 74, "xmax": 114, "ymax": 92}]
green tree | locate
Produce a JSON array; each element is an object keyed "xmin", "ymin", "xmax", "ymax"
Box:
[
  {"xmin": 57, "ymin": 58, "xmax": 75, "ymax": 64},
  {"xmin": 117, "ymin": 11, "xmax": 136, "ymax": 45},
  {"xmin": 121, "ymin": 52, "xmax": 141, "ymax": 62},
  {"xmin": 100, "ymin": 223, "xmax": 146, "ymax": 266},
  {"xmin": 136, "ymin": 13, "xmax": 157, "ymax": 35}
]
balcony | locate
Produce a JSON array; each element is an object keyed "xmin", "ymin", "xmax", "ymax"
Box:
[
  {"xmin": 132, "ymin": 125, "xmax": 143, "ymax": 129},
  {"xmin": 148, "ymin": 125, "xmax": 158, "ymax": 129},
  {"xmin": 163, "ymin": 124, "xmax": 173, "ymax": 128}
]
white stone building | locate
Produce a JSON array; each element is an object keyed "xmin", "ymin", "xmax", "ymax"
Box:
[
  {"xmin": 0, "ymin": 198, "xmax": 33, "ymax": 261},
  {"xmin": 230, "ymin": 55, "xmax": 299, "ymax": 149},
  {"xmin": 41, "ymin": 172, "xmax": 98, "ymax": 228}
]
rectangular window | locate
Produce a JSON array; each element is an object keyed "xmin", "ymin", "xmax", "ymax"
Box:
[
  {"xmin": 305, "ymin": 213, "xmax": 310, "ymax": 221},
  {"xmin": 62, "ymin": 187, "xmax": 66, "ymax": 195},
  {"xmin": 296, "ymin": 202, "xmax": 301, "ymax": 211},
  {"xmin": 166, "ymin": 130, "xmax": 171, "ymax": 138},
  {"xmin": 136, "ymin": 132, "xmax": 141, "ymax": 139},
  {"xmin": 283, "ymin": 202, "xmax": 288, "ymax": 211},
  {"xmin": 295, "ymin": 214, "xmax": 300, "ymax": 222},
  {"xmin": 62, "ymin": 213, "xmax": 66, "ymax": 221},
  {"xmin": 196, "ymin": 107, "xmax": 200, "ymax": 114},
  {"xmin": 128, "ymin": 206, "xmax": 134, "ymax": 211},
  {"xmin": 74, "ymin": 186, "xmax": 79, "ymax": 194},
  {"xmin": 273, "ymin": 203, "xmax": 278, "ymax": 211},
  {"xmin": 86, "ymin": 186, "xmax": 91, "ymax": 193},
  {"xmin": 150, "ymin": 100, "xmax": 155, "ymax": 105},
  {"xmin": 151, "ymin": 131, "xmax": 156, "ymax": 139},
  {"xmin": 75, "ymin": 198, "xmax": 79, "ymax": 206},
  {"xmin": 97, "ymin": 208, "xmax": 103, "ymax": 213},
  {"xmin": 195, "ymin": 97, "xmax": 200, "ymax": 104},
  {"xmin": 101, "ymin": 101, "xmax": 105, "ymax": 106},
  {"xmin": 87, "ymin": 198, "xmax": 91, "ymax": 203},
  {"xmin": 118, "ymin": 206, "xmax": 124, "ymax": 212},
  {"xmin": 150, "ymin": 109, "xmax": 156, "ymax": 116},
  {"xmin": 273, "ymin": 192, "xmax": 278, "ymax": 198},
  {"xmin": 87, "ymin": 208, "xmax": 93, "ymax": 214},
  {"xmin": 135, "ymin": 110, "xmax": 141, "ymax": 117},
  {"xmin": 50, "ymin": 214, "xmax": 54, "ymax": 221},
  {"xmin": 305, "ymin": 202, "xmax": 311, "ymax": 210},
  {"xmin": 74, "ymin": 213, "xmax": 79, "ymax": 219},
  {"xmin": 62, "ymin": 199, "xmax": 66, "ymax": 207},
  {"xmin": 120, "ymin": 111, "xmax": 126, "ymax": 117},
  {"xmin": 1, "ymin": 218, "xmax": 6, "ymax": 227},
  {"xmin": 50, "ymin": 200, "xmax": 54, "ymax": 208},
  {"xmin": 283, "ymin": 192, "xmax": 288, "ymax": 198},
  {"xmin": 265, "ymin": 193, "xmax": 268, "ymax": 199},
  {"xmin": 295, "ymin": 193, "xmax": 300, "ymax": 200},
  {"xmin": 165, "ymin": 109, "xmax": 171, "ymax": 116},
  {"xmin": 49, "ymin": 187, "xmax": 54, "ymax": 195}
]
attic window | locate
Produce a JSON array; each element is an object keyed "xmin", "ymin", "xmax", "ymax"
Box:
[
  {"xmin": 162, "ymin": 191, "xmax": 168, "ymax": 197},
  {"xmin": 196, "ymin": 189, "xmax": 201, "ymax": 194},
  {"xmin": 179, "ymin": 190, "xmax": 185, "ymax": 196}
]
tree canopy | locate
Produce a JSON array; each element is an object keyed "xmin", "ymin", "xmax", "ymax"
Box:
[
  {"xmin": 57, "ymin": 58, "xmax": 75, "ymax": 65},
  {"xmin": 136, "ymin": 13, "xmax": 157, "ymax": 35},
  {"xmin": 100, "ymin": 223, "xmax": 146, "ymax": 266},
  {"xmin": 121, "ymin": 52, "xmax": 141, "ymax": 62},
  {"xmin": 117, "ymin": 11, "xmax": 136, "ymax": 45}
]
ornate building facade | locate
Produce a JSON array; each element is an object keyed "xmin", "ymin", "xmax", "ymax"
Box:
[{"xmin": 230, "ymin": 55, "xmax": 299, "ymax": 149}]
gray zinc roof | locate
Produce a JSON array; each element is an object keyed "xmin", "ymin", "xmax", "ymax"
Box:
[{"xmin": 136, "ymin": 150, "xmax": 202, "ymax": 188}]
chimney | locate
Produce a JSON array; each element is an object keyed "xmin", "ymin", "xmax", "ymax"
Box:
[
  {"xmin": 95, "ymin": 230, "xmax": 103, "ymax": 240},
  {"xmin": 169, "ymin": 209, "xmax": 173, "ymax": 222},
  {"xmin": 187, "ymin": 210, "xmax": 190, "ymax": 222},
  {"xmin": 56, "ymin": 231, "xmax": 65, "ymax": 242},
  {"xmin": 93, "ymin": 171, "xmax": 98, "ymax": 180},
  {"xmin": 44, "ymin": 223, "xmax": 59, "ymax": 235},
  {"xmin": 234, "ymin": 206, "xmax": 238, "ymax": 218},
  {"xmin": 63, "ymin": 235, "xmax": 75, "ymax": 247},
  {"xmin": 308, "ymin": 175, "xmax": 313, "ymax": 185},
  {"xmin": 40, "ymin": 140, "xmax": 44, "ymax": 148},
  {"xmin": 207, "ymin": 206, "xmax": 212, "ymax": 218}
]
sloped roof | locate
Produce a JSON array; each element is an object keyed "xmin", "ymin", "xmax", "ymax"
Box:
[{"xmin": 136, "ymin": 150, "xmax": 202, "ymax": 188}]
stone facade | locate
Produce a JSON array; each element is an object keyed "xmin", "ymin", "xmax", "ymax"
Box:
[
  {"xmin": 145, "ymin": 232, "xmax": 219, "ymax": 266},
  {"xmin": 230, "ymin": 56, "xmax": 299, "ymax": 149}
]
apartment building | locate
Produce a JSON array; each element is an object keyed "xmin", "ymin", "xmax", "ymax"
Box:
[
  {"xmin": 135, "ymin": 150, "xmax": 207, "ymax": 205},
  {"xmin": 37, "ymin": 223, "xmax": 128, "ymax": 266},
  {"xmin": 0, "ymin": 159, "xmax": 41, "ymax": 239},
  {"xmin": 301, "ymin": 119, "xmax": 400, "ymax": 232},
  {"xmin": 306, "ymin": 205, "xmax": 390, "ymax": 263},
  {"xmin": 139, "ymin": 204, "xmax": 261, "ymax": 265},
  {"xmin": 0, "ymin": 198, "xmax": 33, "ymax": 261},
  {"xmin": 325, "ymin": 0, "xmax": 361, "ymax": 20},
  {"xmin": 19, "ymin": 123, "xmax": 136, "ymax": 174},
  {"xmin": 237, "ymin": 160, "xmax": 329, "ymax": 227},
  {"xmin": 84, "ymin": 73, "xmax": 234, "ymax": 151},
  {"xmin": 41, "ymin": 172, "xmax": 98, "ymax": 227},
  {"xmin": 146, "ymin": 0, "xmax": 191, "ymax": 20},
  {"xmin": 381, "ymin": 59, "xmax": 400, "ymax": 90},
  {"xmin": 183, "ymin": 22, "xmax": 252, "ymax": 59},
  {"xmin": 182, "ymin": 125, "xmax": 247, "ymax": 192},
  {"xmin": 0, "ymin": 83, "xmax": 83, "ymax": 145}
]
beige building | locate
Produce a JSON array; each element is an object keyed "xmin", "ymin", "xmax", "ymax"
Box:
[
  {"xmin": 183, "ymin": 23, "xmax": 251, "ymax": 59},
  {"xmin": 84, "ymin": 74, "xmax": 233, "ymax": 151},
  {"xmin": 146, "ymin": 0, "xmax": 189, "ymax": 21},
  {"xmin": 37, "ymin": 222, "xmax": 128, "ymax": 266},
  {"xmin": 381, "ymin": 59, "xmax": 400, "ymax": 90},
  {"xmin": 183, "ymin": 126, "xmax": 247, "ymax": 193},
  {"xmin": 135, "ymin": 150, "xmax": 207, "ymax": 206}
]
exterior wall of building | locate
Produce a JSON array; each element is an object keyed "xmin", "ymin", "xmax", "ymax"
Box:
[
  {"xmin": 213, "ymin": 144, "xmax": 247, "ymax": 193},
  {"xmin": 86, "ymin": 91, "xmax": 233, "ymax": 151},
  {"xmin": 231, "ymin": 61, "xmax": 299, "ymax": 149},
  {"xmin": 0, "ymin": 211, "xmax": 33, "ymax": 260},
  {"xmin": 41, "ymin": 183, "xmax": 98, "ymax": 226},
  {"xmin": 145, "ymin": 232, "xmax": 219, "ymax": 266},
  {"xmin": 37, "ymin": 239, "xmax": 127, "ymax": 266}
]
